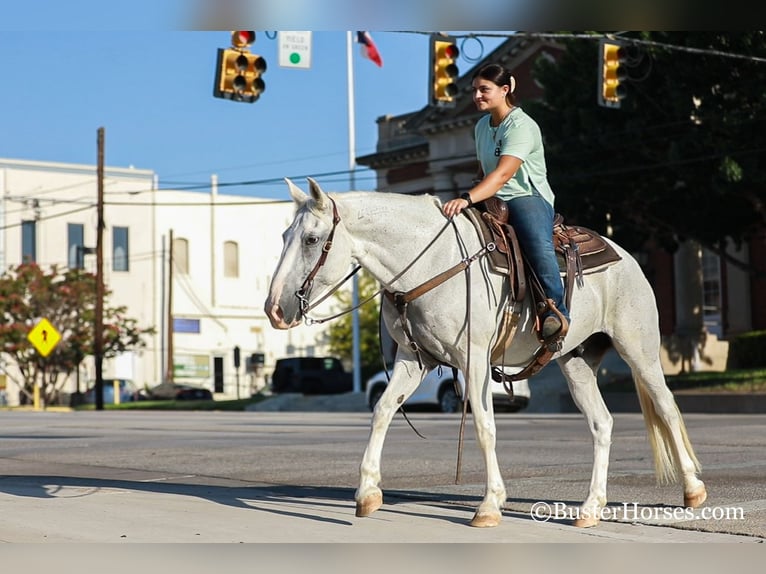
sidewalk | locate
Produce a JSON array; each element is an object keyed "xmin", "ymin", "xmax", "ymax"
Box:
[{"xmin": 0, "ymin": 470, "xmax": 758, "ymax": 543}]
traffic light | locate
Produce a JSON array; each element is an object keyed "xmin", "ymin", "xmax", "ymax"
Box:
[
  {"xmin": 231, "ymin": 30, "xmax": 255, "ymax": 48},
  {"xmin": 233, "ymin": 346, "xmax": 241, "ymax": 368},
  {"xmin": 429, "ymin": 34, "xmax": 460, "ymax": 107},
  {"xmin": 213, "ymin": 30, "xmax": 266, "ymax": 104},
  {"xmin": 598, "ymin": 38, "xmax": 627, "ymax": 108}
]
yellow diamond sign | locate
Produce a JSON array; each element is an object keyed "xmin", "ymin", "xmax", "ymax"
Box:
[{"xmin": 28, "ymin": 318, "xmax": 61, "ymax": 358}]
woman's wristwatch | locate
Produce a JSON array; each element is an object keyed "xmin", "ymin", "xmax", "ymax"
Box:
[{"xmin": 460, "ymin": 192, "xmax": 473, "ymax": 207}]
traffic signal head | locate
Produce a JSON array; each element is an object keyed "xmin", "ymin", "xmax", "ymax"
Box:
[
  {"xmin": 233, "ymin": 345, "xmax": 241, "ymax": 368},
  {"xmin": 214, "ymin": 48, "xmax": 267, "ymax": 103},
  {"xmin": 231, "ymin": 31, "xmax": 255, "ymax": 48},
  {"xmin": 430, "ymin": 35, "xmax": 460, "ymax": 107},
  {"xmin": 598, "ymin": 38, "xmax": 628, "ymax": 108}
]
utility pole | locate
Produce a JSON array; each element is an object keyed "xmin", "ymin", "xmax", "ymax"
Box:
[
  {"xmin": 94, "ymin": 127, "xmax": 105, "ymax": 411},
  {"xmin": 166, "ymin": 228, "xmax": 174, "ymax": 383}
]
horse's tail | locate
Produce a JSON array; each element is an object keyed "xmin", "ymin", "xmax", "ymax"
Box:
[{"xmin": 634, "ymin": 376, "xmax": 701, "ymax": 484}]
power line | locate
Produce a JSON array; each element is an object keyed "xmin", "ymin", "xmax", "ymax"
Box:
[{"xmin": 402, "ymin": 31, "xmax": 766, "ymax": 65}]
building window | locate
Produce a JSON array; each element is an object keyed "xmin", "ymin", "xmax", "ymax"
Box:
[
  {"xmin": 21, "ymin": 220, "xmax": 36, "ymax": 263},
  {"xmin": 68, "ymin": 223, "xmax": 85, "ymax": 268},
  {"xmin": 701, "ymin": 248, "xmax": 722, "ymax": 337},
  {"xmin": 113, "ymin": 226, "xmax": 129, "ymax": 272},
  {"xmin": 173, "ymin": 237, "xmax": 189, "ymax": 275},
  {"xmin": 224, "ymin": 240, "xmax": 239, "ymax": 278}
]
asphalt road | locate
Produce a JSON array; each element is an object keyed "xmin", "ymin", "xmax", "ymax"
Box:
[{"xmin": 0, "ymin": 409, "xmax": 764, "ymax": 543}]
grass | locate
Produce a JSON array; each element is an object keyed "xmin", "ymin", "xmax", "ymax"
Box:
[{"xmin": 602, "ymin": 368, "xmax": 766, "ymax": 394}]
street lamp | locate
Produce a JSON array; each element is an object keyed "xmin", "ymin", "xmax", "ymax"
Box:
[{"xmin": 76, "ymin": 245, "xmax": 96, "ymax": 270}]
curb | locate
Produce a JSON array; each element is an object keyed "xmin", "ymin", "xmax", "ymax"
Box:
[{"xmin": 560, "ymin": 392, "xmax": 766, "ymax": 414}]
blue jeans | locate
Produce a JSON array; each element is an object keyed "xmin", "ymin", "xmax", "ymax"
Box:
[{"xmin": 505, "ymin": 193, "xmax": 570, "ymax": 322}]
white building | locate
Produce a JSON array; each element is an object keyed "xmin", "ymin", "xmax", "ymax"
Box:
[{"xmin": 0, "ymin": 158, "xmax": 337, "ymax": 405}]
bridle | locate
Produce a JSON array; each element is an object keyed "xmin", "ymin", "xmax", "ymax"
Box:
[
  {"xmin": 294, "ymin": 196, "xmax": 388, "ymax": 326},
  {"xmin": 292, "ymin": 195, "xmax": 495, "ymax": 350}
]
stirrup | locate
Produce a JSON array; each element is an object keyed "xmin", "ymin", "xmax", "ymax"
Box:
[
  {"xmin": 542, "ymin": 315, "xmax": 568, "ymax": 349},
  {"xmin": 536, "ymin": 299, "xmax": 569, "ymax": 346}
]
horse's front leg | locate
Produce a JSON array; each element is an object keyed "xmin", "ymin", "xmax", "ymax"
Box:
[
  {"xmin": 355, "ymin": 354, "xmax": 422, "ymax": 518},
  {"xmin": 466, "ymin": 360, "xmax": 507, "ymax": 528},
  {"xmin": 558, "ymin": 353, "xmax": 613, "ymax": 527}
]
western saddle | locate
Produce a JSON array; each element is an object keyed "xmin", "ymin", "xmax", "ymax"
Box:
[{"xmin": 463, "ymin": 197, "xmax": 622, "ymax": 383}]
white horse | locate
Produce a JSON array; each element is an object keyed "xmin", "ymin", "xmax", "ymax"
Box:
[{"xmin": 265, "ymin": 178, "xmax": 707, "ymax": 528}]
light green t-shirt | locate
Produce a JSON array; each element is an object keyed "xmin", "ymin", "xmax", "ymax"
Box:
[{"xmin": 475, "ymin": 106, "xmax": 555, "ymax": 207}]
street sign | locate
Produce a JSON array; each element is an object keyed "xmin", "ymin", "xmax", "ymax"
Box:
[
  {"xmin": 28, "ymin": 318, "xmax": 61, "ymax": 357},
  {"xmin": 278, "ymin": 31, "xmax": 312, "ymax": 69}
]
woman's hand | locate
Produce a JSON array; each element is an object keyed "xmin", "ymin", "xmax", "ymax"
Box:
[{"xmin": 442, "ymin": 197, "xmax": 471, "ymax": 218}]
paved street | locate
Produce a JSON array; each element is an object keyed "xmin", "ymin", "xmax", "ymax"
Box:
[{"xmin": 0, "ymin": 410, "xmax": 764, "ymax": 543}]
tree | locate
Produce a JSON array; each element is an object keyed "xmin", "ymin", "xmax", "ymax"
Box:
[
  {"xmin": 326, "ymin": 271, "xmax": 383, "ymax": 382},
  {"xmin": 525, "ymin": 32, "xmax": 766, "ymax": 270},
  {"xmin": 0, "ymin": 263, "xmax": 155, "ymax": 406}
]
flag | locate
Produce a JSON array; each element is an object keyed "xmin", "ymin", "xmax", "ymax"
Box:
[{"xmin": 357, "ymin": 31, "xmax": 383, "ymax": 67}]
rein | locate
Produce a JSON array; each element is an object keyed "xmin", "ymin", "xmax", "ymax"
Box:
[
  {"xmin": 293, "ymin": 198, "xmax": 495, "ymax": 483},
  {"xmin": 294, "ymin": 200, "xmax": 477, "ymax": 328}
]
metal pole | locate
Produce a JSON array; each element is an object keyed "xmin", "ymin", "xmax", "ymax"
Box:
[
  {"xmin": 166, "ymin": 229, "xmax": 174, "ymax": 383},
  {"xmin": 95, "ymin": 127, "xmax": 105, "ymax": 411},
  {"xmin": 160, "ymin": 234, "xmax": 166, "ymax": 383},
  {"xmin": 347, "ymin": 31, "xmax": 362, "ymax": 394}
]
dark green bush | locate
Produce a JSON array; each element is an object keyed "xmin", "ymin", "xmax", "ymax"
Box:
[{"xmin": 726, "ymin": 330, "xmax": 766, "ymax": 369}]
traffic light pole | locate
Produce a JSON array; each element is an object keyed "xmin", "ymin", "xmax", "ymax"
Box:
[{"xmin": 346, "ymin": 31, "xmax": 362, "ymax": 395}]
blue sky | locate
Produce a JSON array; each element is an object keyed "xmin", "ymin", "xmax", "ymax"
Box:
[{"xmin": 0, "ymin": 29, "xmax": 506, "ymax": 199}]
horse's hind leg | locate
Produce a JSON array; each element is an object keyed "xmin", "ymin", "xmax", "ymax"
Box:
[
  {"xmin": 355, "ymin": 353, "xmax": 423, "ymax": 518},
  {"xmin": 558, "ymin": 335, "xmax": 614, "ymax": 528},
  {"xmin": 613, "ymin": 337, "xmax": 706, "ymax": 508}
]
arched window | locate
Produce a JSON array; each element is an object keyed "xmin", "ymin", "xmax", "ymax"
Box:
[
  {"xmin": 113, "ymin": 226, "xmax": 129, "ymax": 272},
  {"xmin": 173, "ymin": 237, "xmax": 189, "ymax": 275},
  {"xmin": 224, "ymin": 240, "xmax": 239, "ymax": 278}
]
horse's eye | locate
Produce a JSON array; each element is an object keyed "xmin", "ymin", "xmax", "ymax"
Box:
[{"xmin": 305, "ymin": 235, "xmax": 320, "ymax": 246}]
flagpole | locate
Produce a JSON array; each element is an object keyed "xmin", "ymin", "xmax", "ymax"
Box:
[{"xmin": 347, "ymin": 31, "xmax": 362, "ymax": 394}]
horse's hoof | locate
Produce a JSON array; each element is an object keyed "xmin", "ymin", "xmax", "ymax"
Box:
[
  {"xmin": 355, "ymin": 492, "xmax": 383, "ymax": 517},
  {"xmin": 684, "ymin": 485, "xmax": 707, "ymax": 509},
  {"xmin": 573, "ymin": 515, "xmax": 600, "ymax": 528},
  {"xmin": 470, "ymin": 512, "xmax": 501, "ymax": 528}
]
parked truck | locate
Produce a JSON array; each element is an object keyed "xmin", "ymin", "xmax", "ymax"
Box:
[{"xmin": 269, "ymin": 356, "xmax": 353, "ymax": 395}]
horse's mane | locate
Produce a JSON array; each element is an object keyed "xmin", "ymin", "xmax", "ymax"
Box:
[{"xmin": 311, "ymin": 190, "xmax": 443, "ymax": 212}]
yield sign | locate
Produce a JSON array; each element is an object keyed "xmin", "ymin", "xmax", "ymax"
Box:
[{"xmin": 28, "ymin": 318, "xmax": 61, "ymax": 357}]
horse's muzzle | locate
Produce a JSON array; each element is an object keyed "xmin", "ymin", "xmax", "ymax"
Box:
[{"xmin": 265, "ymin": 299, "xmax": 301, "ymax": 330}]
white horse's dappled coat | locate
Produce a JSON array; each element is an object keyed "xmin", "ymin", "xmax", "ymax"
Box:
[{"xmin": 265, "ymin": 178, "xmax": 706, "ymax": 528}]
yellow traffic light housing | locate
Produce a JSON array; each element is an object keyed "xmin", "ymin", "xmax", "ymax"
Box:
[
  {"xmin": 429, "ymin": 34, "xmax": 460, "ymax": 108},
  {"xmin": 598, "ymin": 38, "xmax": 627, "ymax": 108},
  {"xmin": 213, "ymin": 31, "xmax": 266, "ymax": 104}
]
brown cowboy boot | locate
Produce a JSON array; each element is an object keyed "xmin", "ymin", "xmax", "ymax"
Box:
[{"xmin": 542, "ymin": 315, "xmax": 563, "ymax": 340}]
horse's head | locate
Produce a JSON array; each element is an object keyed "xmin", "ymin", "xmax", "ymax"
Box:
[{"xmin": 265, "ymin": 178, "xmax": 352, "ymax": 329}]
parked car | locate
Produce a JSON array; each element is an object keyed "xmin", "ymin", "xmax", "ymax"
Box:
[
  {"xmin": 365, "ymin": 366, "xmax": 531, "ymax": 413},
  {"xmin": 82, "ymin": 379, "xmax": 140, "ymax": 404},
  {"xmin": 142, "ymin": 382, "xmax": 214, "ymax": 401},
  {"xmin": 270, "ymin": 356, "xmax": 353, "ymax": 395}
]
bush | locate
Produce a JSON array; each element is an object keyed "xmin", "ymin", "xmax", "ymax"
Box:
[{"xmin": 726, "ymin": 330, "xmax": 766, "ymax": 369}]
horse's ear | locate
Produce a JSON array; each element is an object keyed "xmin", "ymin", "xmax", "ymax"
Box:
[
  {"xmin": 285, "ymin": 178, "xmax": 308, "ymax": 205},
  {"xmin": 306, "ymin": 177, "xmax": 328, "ymax": 210}
]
